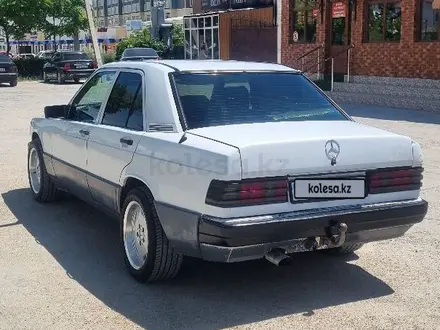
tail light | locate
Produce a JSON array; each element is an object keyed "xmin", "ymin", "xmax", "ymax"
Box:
[
  {"xmin": 64, "ymin": 63, "xmax": 71, "ymax": 71},
  {"xmin": 92, "ymin": 61, "xmax": 98, "ymax": 68},
  {"xmin": 205, "ymin": 177, "xmax": 288, "ymax": 207},
  {"xmin": 367, "ymin": 167, "xmax": 423, "ymax": 194}
]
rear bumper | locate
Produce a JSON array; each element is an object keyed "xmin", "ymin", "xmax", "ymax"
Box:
[
  {"xmin": 198, "ymin": 199, "xmax": 428, "ymax": 262},
  {"xmin": 156, "ymin": 198, "xmax": 428, "ymax": 263},
  {"xmin": 64, "ymin": 69, "xmax": 94, "ymax": 78},
  {"xmin": 0, "ymin": 73, "xmax": 17, "ymax": 83}
]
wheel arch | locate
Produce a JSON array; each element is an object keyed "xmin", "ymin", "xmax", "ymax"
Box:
[
  {"xmin": 119, "ymin": 175, "xmax": 201, "ymax": 259},
  {"xmin": 119, "ymin": 176, "xmax": 155, "ymax": 212}
]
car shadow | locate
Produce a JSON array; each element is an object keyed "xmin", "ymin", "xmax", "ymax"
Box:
[
  {"xmin": 341, "ymin": 103, "xmax": 440, "ymax": 125},
  {"xmin": 2, "ymin": 188, "xmax": 394, "ymax": 330},
  {"xmin": 37, "ymin": 81, "xmax": 82, "ymax": 85}
]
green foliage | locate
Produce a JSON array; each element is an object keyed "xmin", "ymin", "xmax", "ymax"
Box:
[
  {"xmin": 102, "ymin": 52, "xmax": 116, "ymax": 64},
  {"xmin": 0, "ymin": 0, "xmax": 49, "ymax": 51},
  {"xmin": 81, "ymin": 47, "xmax": 115, "ymax": 64},
  {"xmin": 82, "ymin": 47, "xmax": 96, "ymax": 60},
  {"xmin": 171, "ymin": 24, "xmax": 184, "ymax": 48},
  {"xmin": 115, "ymin": 24, "xmax": 185, "ymax": 60},
  {"xmin": 115, "ymin": 29, "xmax": 165, "ymax": 59},
  {"xmin": 41, "ymin": 0, "xmax": 88, "ymax": 44},
  {"xmin": 13, "ymin": 57, "xmax": 46, "ymax": 78}
]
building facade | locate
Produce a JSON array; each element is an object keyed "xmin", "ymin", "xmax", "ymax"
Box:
[
  {"xmin": 188, "ymin": 0, "xmax": 440, "ymax": 79},
  {"xmin": 93, "ymin": 0, "xmax": 194, "ymax": 27},
  {"xmin": 184, "ymin": 1, "xmax": 276, "ymax": 61}
]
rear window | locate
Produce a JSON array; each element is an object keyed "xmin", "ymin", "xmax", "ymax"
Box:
[
  {"xmin": 173, "ymin": 72, "xmax": 347, "ymax": 129},
  {"xmin": 62, "ymin": 53, "xmax": 90, "ymax": 61},
  {"xmin": 123, "ymin": 48, "xmax": 158, "ymax": 57},
  {"xmin": 0, "ymin": 54, "xmax": 11, "ymax": 62}
]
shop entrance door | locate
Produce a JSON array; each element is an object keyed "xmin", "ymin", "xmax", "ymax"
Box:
[{"xmin": 327, "ymin": 0, "xmax": 352, "ymax": 80}]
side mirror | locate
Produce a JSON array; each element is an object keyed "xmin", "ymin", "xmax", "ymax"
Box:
[{"xmin": 44, "ymin": 104, "xmax": 68, "ymax": 119}]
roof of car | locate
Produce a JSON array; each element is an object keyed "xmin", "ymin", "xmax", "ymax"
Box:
[
  {"xmin": 55, "ymin": 50, "xmax": 85, "ymax": 54},
  {"xmin": 103, "ymin": 60, "xmax": 299, "ymax": 73}
]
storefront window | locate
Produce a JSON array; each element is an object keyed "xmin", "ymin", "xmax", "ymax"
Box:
[
  {"xmin": 366, "ymin": 0, "xmax": 401, "ymax": 42},
  {"xmin": 290, "ymin": 0, "xmax": 317, "ymax": 43},
  {"xmin": 332, "ymin": 18, "xmax": 346, "ymax": 45},
  {"xmin": 419, "ymin": 0, "xmax": 440, "ymax": 41},
  {"xmin": 184, "ymin": 15, "xmax": 220, "ymax": 60}
]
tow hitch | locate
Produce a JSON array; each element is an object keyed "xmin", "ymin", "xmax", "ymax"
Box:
[
  {"xmin": 303, "ymin": 222, "xmax": 348, "ymax": 251},
  {"xmin": 265, "ymin": 222, "xmax": 349, "ymax": 265},
  {"xmin": 323, "ymin": 222, "xmax": 348, "ymax": 249}
]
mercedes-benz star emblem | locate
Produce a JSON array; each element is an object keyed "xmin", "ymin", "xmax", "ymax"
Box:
[{"xmin": 325, "ymin": 140, "xmax": 340, "ymax": 166}]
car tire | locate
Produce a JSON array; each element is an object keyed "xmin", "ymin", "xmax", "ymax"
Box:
[
  {"xmin": 323, "ymin": 243, "xmax": 364, "ymax": 255},
  {"xmin": 27, "ymin": 138, "xmax": 59, "ymax": 203},
  {"xmin": 9, "ymin": 79, "xmax": 17, "ymax": 87},
  {"xmin": 121, "ymin": 186, "xmax": 183, "ymax": 283},
  {"xmin": 73, "ymin": 77, "xmax": 80, "ymax": 83}
]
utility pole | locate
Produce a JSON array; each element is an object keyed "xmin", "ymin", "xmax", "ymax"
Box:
[{"xmin": 84, "ymin": 0, "xmax": 103, "ymax": 67}]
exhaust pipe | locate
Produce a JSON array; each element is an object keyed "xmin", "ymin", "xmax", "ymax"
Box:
[{"xmin": 265, "ymin": 249, "xmax": 291, "ymax": 266}]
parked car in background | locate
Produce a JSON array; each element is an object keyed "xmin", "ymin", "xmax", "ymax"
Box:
[
  {"xmin": 120, "ymin": 47, "xmax": 160, "ymax": 61},
  {"xmin": 17, "ymin": 53, "xmax": 36, "ymax": 60},
  {"xmin": 0, "ymin": 54, "xmax": 18, "ymax": 87},
  {"xmin": 27, "ymin": 60, "xmax": 428, "ymax": 283},
  {"xmin": 42, "ymin": 51, "xmax": 97, "ymax": 84},
  {"xmin": 0, "ymin": 51, "xmax": 13, "ymax": 59}
]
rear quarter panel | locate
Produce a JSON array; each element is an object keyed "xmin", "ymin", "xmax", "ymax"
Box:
[{"xmin": 120, "ymin": 132, "xmax": 242, "ymax": 214}]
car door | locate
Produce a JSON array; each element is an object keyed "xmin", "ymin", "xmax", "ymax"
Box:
[
  {"xmin": 86, "ymin": 70, "xmax": 146, "ymax": 212},
  {"xmin": 50, "ymin": 69, "xmax": 118, "ymax": 200}
]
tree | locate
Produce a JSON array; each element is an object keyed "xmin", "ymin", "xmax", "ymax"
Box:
[
  {"xmin": 116, "ymin": 28, "xmax": 166, "ymax": 59},
  {"xmin": 0, "ymin": 0, "xmax": 48, "ymax": 52},
  {"xmin": 171, "ymin": 24, "xmax": 184, "ymax": 48},
  {"xmin": 41, "ymin": 0, "xmax": 88, "ymax": 50}
]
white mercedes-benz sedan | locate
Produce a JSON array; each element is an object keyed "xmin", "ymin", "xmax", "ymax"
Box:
[{"xmin": 27, "ymin": 60, "xmax": 428, "ymax": 283}]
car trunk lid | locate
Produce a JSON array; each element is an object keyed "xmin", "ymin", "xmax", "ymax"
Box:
[
  {"xmin": 186, "ymin": 120, "xmax": 414, "ymax": 179},
  {"xmin": 61, "ymin": 59, "xmax": 95, "ymax": 70},
  {"xmin": 0, "ymin": 60, "xmax": 15, "ymax": 73}
]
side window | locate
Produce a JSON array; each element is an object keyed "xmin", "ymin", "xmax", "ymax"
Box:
[
  {"xmin": 101, "ymin": 71, "xmax": 144, "ymax": 131},
  {"xmin": 68, "ymin": 71, "xmax": 117, "ymax": 123}
]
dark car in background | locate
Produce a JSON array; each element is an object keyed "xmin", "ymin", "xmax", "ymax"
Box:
[
  {"xmin": 0, "ymin": 54, "xmax": 18, "ymax": 87},
  {"xmin": 0, "ymin": 51, "xmax": 14, "ymax": 59},
  {"xmin": 17, "ymin": 53, "xmax": 36, "ymax": 60},
  {"xmin": 36, "ymin": 50, "xmax": 55, "ymax": 61},
  {"xmin": 43, "ymin": 51, "xmax": 97, "ymax": 84},
  {"xmin": 120, "ymin": 47, "xmax": 160, "ymax": 61}
]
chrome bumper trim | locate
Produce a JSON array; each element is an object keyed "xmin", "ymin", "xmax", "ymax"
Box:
[{"xmin": 217, "ymin": 198, "xmax": 425, "ymax": 227}]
